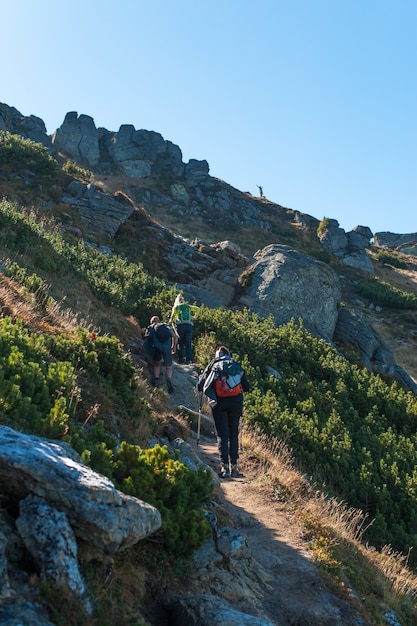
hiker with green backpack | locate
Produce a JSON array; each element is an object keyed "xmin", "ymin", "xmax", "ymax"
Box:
[
  {"xmin": 197, "ymin": 346, "xmax": 250, "ymax": 478},
  {"xmin": 169, "ymin": 294, "xmax": 199, "ymax": 364}
]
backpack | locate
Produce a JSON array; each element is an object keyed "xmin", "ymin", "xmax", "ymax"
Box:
[
  {"xmin": 214, "ymin": 375, "xmax": 243, "ymax": 397},
  {"xmin": 213, "ymin": 357, "xmax": 243, "ymax": 397},
  {"xmin": 153, "ymin": 322, "xmax": 172, "ymax": 347},
  {"xmin": 177, "ymin": 303, "xmax": 191, "ymax": 322}
]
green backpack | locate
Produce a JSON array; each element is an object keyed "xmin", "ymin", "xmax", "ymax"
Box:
[{"xmin": 178, "ymin": 303, "xmax": 192, "ymax": 322}]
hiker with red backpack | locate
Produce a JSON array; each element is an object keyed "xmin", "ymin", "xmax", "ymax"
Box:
[
  {"xmin": 197, "ymin": 346, "xmax": 250, "ymax": 478},
  {"xmin": 144, "ymin": 315, "xmax": 177, "ymax": 393},
  {"xmin": 169, "ymin": 294, "xmax": 199, "ymax": 364}
]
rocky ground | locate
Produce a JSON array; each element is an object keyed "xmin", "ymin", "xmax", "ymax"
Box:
[{"xmin": 162, "ymin": 361, "xmax": 368, "ymax": 626}]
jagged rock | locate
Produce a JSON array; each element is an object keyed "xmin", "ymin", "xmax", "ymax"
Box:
[
  {"xmin": 52, "ymin": 111, "xmax": 100, "ymax": 166},
  {"xmin": 0, "ymin": 103, "xmax": 52, "ymax": 149},
  {"xmin": 16, "ymin": 495, "xmax": 86, "ymax": 597},
  {"xmin": 334, "ymin": 308, "xmax": 417, "ymax": 393},
  {"xmin": 62, "ymin": 180, "xmax": 135, "ymax": 238},
  {"xmin": 170, "ymin": 594, "xmax": 274, "ymax": 626},
  {"xmin": 174, "ymin": 283, "xmax": 226, "ymax": 308},
  {"xmin": 347, "ymin": 226, "xmax": 373, "ymax": 251},
  {"xmin": 374, "ymin": 231, "xmax": 417, "ymax": 249},
  {"xmin": 0, "ymin": 601, "xmax": 56, "ymax": 626},
  {"xmin": 318, "ymin": 219, "xmax": 348, "ymax": 256},
  {"xmin": 0, "ymin": 426, "xmax": 161, "ymax": 553},
  {"xmin": 342, "ymin": 251, "xmax": 374, "ymax": 274},
  {"xmin": 0, "ymin": 530, "xmax": 12, "ymax": 601},
  {"xmin": 185, "ymin": 158, "xmax": 210, "ymax": 183},
  {"xmin": 319, "ymin": 221, "xmax": 374, "ymax": 273},
  {"xmin": 238, "ymin": 244, "xmax": 341, "ymax": 341}
]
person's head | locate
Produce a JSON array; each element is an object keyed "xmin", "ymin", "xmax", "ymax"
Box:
[
  {"xmin": 215, "ymin": 346, "xmax": 230, "ymax": 358},
  {"xmin": 150, "ymin": 315, "xmax": 160, "ymax": 325},
  {"xmin": 174, "ymin": 294, "xmax": 185, "ymax": 306}
]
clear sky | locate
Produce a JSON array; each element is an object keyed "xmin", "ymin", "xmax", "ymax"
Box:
[{"xmin": 2, "ymin": 0, "xmax": 416, "ymax": 235}]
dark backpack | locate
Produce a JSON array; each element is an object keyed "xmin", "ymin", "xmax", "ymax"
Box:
[{"xmin": 153, "ymin": 323, "xmax": 172, "ymax": 347}]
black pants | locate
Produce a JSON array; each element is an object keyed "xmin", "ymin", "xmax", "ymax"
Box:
[
  {"xmin": 176, "ymin": 322, "xmax": 193, "ymax": 362},
  {"xmin": 211, "ymin": 395, "xmax": 243, "ymax": 466}
]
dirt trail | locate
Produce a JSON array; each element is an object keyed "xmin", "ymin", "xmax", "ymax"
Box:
[{"xmin": 165, "ymin": 363, "xmax": 367, "ymax": 625}]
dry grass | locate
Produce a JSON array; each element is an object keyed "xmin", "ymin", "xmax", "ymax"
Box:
[{"xmin": 240, "ymin": 425, "xmax": 417, "ymax": 623}]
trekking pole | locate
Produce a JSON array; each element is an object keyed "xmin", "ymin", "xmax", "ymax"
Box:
[{"xmin": 197, "ymin": 392, "xmax": 202, "ymax": 447}]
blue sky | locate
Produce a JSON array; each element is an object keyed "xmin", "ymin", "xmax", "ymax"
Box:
[{"xmin": 2, "ymin": 0, "xmax": 416, "ymax": 235}]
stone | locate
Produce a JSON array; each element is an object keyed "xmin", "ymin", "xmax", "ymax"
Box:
[
  {"xmin": 16, "ymin": 495, "xmax": 86, "ymax": 597},
  {"xmin": 240, "ymin": 244, "xmax": 341, "ymax": 341},
  {"xmin": 0, "ymin": 426, "xmax": 161, "ymax": 554}
]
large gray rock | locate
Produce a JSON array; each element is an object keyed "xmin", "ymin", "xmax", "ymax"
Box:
[
  {"xmin": 238, "ymin": 244, "xmax": 341, "ymax": 341},
  {"xmin": 170, "ymin": 594, "xmax": 274, "ymax": 626},
  {"xmin": 62, "ymin": 181, "xmax": 135, "ymax": 238},
  {"xmin": 0, "ymin": 426, "xmax": 161, "ymax": 553},
  {"xmin": 16, "ymin": 495, "xmax": 86, "ymax": 597},
  {"xmin": 0, "ymin": 102, "xmax": 52, "ymax": 149},
  {"xmin": 374, "ymin": 231, "xmax": 417, "ymax": 249},
  {"xmin": 334, "ymin": 308, "xmax": 417, "ymax": 393},
  {"xmin": 52, "ymin": 111, "xmax": 100, "ymax": 166}
]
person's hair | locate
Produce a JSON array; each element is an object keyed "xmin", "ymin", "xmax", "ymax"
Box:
[
  {"xmin": 215, "ymin": 345, "xmax": 230, "ymax": 358},
  {"xmin": 150, "ymin": 315, "xmax": 160, "ymax": 324},
  {"xmin": 174, "ymin": 294, "xmax": 184, "ymax": 307}
]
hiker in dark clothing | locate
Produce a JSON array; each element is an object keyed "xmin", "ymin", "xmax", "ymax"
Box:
[
  {"xmin": 197, "ymin": 346, "xmax": 250, "ymax": 478},
  {"xmin": 144, "ymin": 315, "xmax": 177, "ymax": 393}
]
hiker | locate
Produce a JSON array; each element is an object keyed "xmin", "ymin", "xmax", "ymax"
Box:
[
  {"xmin": 197, "ymin": 346, "xmax": 250, "ymax": 478},
  {"xmin": 257, "ymin": 184, "xmax": 264, "ymax": 198},
  {"xmin": 169, "ymin": 294, "xmax": 199, "ymax": 364},
  {"xmin": 144, "ymin": 315, "xmax": 177, "ymax": 393}
]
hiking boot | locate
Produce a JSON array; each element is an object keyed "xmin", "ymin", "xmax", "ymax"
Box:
[
  {"xmin": 152, "ymin": 377, "xmax": 160, "ymax": 388},
  {"xmin": 167, "ymin": 379, "xmax": 174, "ymax": 394},
  {"xmin": 230, "ymin": 464, "xmax": 242, "ymax": 478},
  {"xmin": 219, "ymin": 463, "xmax": 230, "ymax": 479}
]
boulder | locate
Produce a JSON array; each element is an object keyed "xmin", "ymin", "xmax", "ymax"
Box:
[
  {"xmin": 334, "ymin": 308, "xmax": 417, "ymax": 393},
  {"xmin": 0, "ymin": 426, "xmax": 161, "ymax": 553},
  {"xmin": 52, "ymin": 111, "xmax": 100, "ymax": 166},
  {"xmin": 62, "ymin": 181, "xmax": 135, "ymax": 238},
  {"xmin": 374, "ymin": 232, "xmax": 417, "ymax": 249},
  {"xmin": 318, "ymin": 220, "xmax": 348, "ymax": 256},
  {"xmin": 16, "ymin": 495, "xmax": 86, "ymax": 597},
  {"xmin": 0, "ymin": 102, "xmax": 52, "ymax": 149},
  {"xmin": 170, "ymin": 594, "xmax": 274, "ymax": 626},
  {"xmin": 238, "ymin": 244, "xmax": 341, "ymax": 341}
]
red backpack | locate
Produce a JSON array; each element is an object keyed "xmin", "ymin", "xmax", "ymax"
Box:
[{"xmin": 214, "ymin": 376, "xmax": 243, "ymax": 397}]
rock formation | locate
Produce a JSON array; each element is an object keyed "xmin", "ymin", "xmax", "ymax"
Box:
[
  {"xmin": 237, "ymin": 244, "xmax": 341, "ymax": 341},
  {"xmin": 0, "ymin": 425, "xmax": 161, "ymax": 612}
]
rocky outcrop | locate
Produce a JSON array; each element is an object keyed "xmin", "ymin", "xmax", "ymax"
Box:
[
  {"xmin": 0, "ymin": 426, "xmax": 161, "ymax": 554},
  {"xmin": 62, "ymin": 180, "xmax": 135, "ymax": 238},
  {"xmin": 318, "ymin": 220, "xmax": 374, "ymax": 273},
  {"xmin": 0, "ymin": 425, "xmax": 162, "ymax": 620},
  {"xmin": 374, "ymin": 231, "xmax": 417, "ymax": 254},
  {"xmin": 334, "ymin": 308, "xmax": 417, "ymax": 393},
  {"xmin": 0, "ymin": 102, "xmax": 52, "ymax": 150},
  {"xmin": 237, "ymin": 244, "xmax": 341, "ymax": 341}
]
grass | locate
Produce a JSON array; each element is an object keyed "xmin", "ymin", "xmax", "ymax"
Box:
[{"xmin": 239, "ymin": 425, "xmax": 417, "ymax": 625}]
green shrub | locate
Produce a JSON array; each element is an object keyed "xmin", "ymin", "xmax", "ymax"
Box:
[
  {"xmin": 113, "ymin": 442, "xmax": 212, "ymax": 556},
  {"xmin": 357, "ymin": 278, "xmax": 417, "ymax": 309},
  {"xmin": 62, "ymin": 160, "xmax": 93, "ymax": 182},
  {"xmin": 193, "ymin": 309, "xmax": 417, "ymax": 563},
  {"xmin": 0, "ymin": 131, "xmax": 58, "ymax": 176},
  {"xmin": 0, "ymin": 317, "xmax": 75, "ymax": 438},
  {"xmin": 317, "ymin": 217, "xmax": 331, "ymax": 237},
  {"xmin": 374, "ymin": 250, "xmax": 408, "ymax": 269}
]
